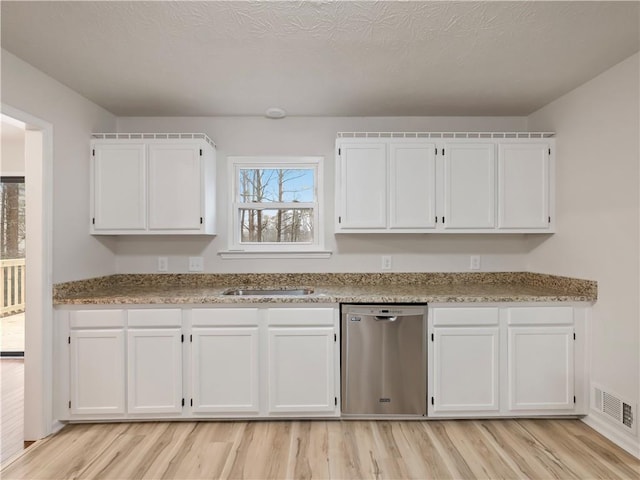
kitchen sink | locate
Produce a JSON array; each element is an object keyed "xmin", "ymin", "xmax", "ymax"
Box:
[{"xmin": 222, "ymin": 287, "xmax": 315, "ymax": 296}]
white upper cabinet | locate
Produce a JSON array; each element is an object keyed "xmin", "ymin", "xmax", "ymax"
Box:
[
  {"xmin": 93, "ymin": 143, "xmax": 147, "ymax": 231},
  {"xmin": 337, "ymin": 142, "xmax": 387, "ymax": 229},
  {"xmin": 148, "ymin": 144, "xmax": 202, "ymax": 231},
  {"xmin": 498, "ymin": 143, "xmax": 551, "ymax": 230},
  {"xmin": 443, "ymin": 143, "xmax": 496, "ymax": 230},
  {"xmin": 336, "ymin": 139, "xmax": 437, "ymax": 232},
  {"xmin": 90, "ymin": 133, "xmax": 216, "ymax": 235},
  {"xmin": 335, "ymin": 133, "xmax": 555, "ymax": 234},
  {"xmin": 389, "ymin": 143, "xmax": 437, "ymax": 229}
]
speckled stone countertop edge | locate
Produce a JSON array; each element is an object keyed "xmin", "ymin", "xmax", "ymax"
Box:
[{"xmin": 53, "ymin": 272, "xmax": 597, "ymax": 305}]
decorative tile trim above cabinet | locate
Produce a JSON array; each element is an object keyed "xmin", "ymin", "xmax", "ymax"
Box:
[
  {"xmin": 335, "ymin": 132, "xmax": 555, "ymax": 234},
  {"xmin": 90, "ymin": 133, "xmax": 217, "ymax": 235}
]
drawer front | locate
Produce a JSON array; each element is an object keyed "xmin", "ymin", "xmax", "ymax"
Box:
[
  {"xmin": 267, "ymin": 308, "xmax": 335, "ymax": 326},
  {"xmin": 70, "ymin": 309, "xmax": 125, "ymax": 328},
  {"xmin": 432, "ymin": 307, "xmax": 499, "ymax": 326},
  {"xmin": 191, "ymin": 308, "xmax": 259, "ymax": 326},
  {"xmin": 507, "ymin": 307, "xmax": 573, "ymax": 325},
  {"xmin": 128, "ymin": 309, "xmax": 182, "ymax": 327}
]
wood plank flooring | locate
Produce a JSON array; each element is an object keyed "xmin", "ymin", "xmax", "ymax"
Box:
[
  {"xmin": 1, "ymin": 358, "xmax": 24, "ymax": 464},
  {"xmin": 2, "ymin": 419, "xmax": 638, "ymax": 479}
]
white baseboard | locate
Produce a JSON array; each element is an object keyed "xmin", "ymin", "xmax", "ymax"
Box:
[
  {"xmin": 50, "ymin": 420, "xmax": 66, "ymax": 435},
  {"xmin": 582, "ymin": 413, "xmax": 640, "ymax": 459}
]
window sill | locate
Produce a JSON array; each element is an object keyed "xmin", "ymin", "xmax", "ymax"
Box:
[{"xmin": 218, "ymin": 250, "xmax": 333, "ymax": 260}]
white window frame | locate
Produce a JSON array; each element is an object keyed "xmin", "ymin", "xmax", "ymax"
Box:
[{"xmin": 224, "ymin": 156, "xmax": 328, "ymax": 257}]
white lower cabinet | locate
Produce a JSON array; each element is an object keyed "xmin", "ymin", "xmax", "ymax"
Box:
[
  {"xmin": 507, "ymin": 307, "xmax": 575, "ymax": 412},
  {"xmin": 70, "ymin": 328, "xmax": 126, "ymax": 416},
  {"xmin": 267, "ymin": 327, "xmax": 336, "ymax": 414},
  {"xmin": 191, "ymin": 308, "xmax": 260, "ymax": 414},
  {"xmin": 429, "ymin": 304, "xmax": 584, "ymax": 417},
  {"xmin": 433, "ymin": 327, "xmax": 500, "ymax": 413},
  {"xmin": 430, "ymin": 307, "xmax": 500, "ymax": 415},
  {"xmin": 68, "ymin": 310, "xmax": 126, "ymax": 416},
  {"xmin": 57, "ymin": 305, "xmax": 339, "ymax": 421},
  {"xmin": 127, "ymin": 309, "xmax": 183, "ymax": 415},
  {"xmin": 267, "ymin": 308, "xmax": 339, "ymax": 416}
]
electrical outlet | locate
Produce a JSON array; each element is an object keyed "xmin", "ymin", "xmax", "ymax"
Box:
[
  {"xmin": 157, "ymin": 257, "xmax": 168, "ymax": 272},
  {"xmin": 188, "ymin": 256, "xmax": 204, "ymax": 272},
  {"xmin": 381, "ymin": 255, "xmax": 392, "ymax": 270},
  {"xmin": 470, "ymin": 255, "xmax": 481, "ymax": 270}
]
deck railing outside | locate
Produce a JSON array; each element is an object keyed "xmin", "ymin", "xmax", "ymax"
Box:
[{"xmin": 1, "ymin": 258, "xmax": 25, "ymax": 317}]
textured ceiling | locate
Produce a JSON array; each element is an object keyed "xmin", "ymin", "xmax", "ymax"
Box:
[{"xmin": 1, "ymin": 1, "xmax": 639, "ymax": 117}]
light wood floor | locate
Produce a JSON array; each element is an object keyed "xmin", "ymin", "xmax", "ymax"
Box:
[
  {"xmin": 1, "ymin": 358, "xmax": 24, "ymax": 464},
  {"xmin": 1, "ymin": 418, "xmax": 638, "ymax": 479}
]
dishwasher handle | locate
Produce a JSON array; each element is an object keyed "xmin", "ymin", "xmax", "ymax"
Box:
[{"xmin": 374, "ymin": 315, "xmax": 398, "ymax": 322}]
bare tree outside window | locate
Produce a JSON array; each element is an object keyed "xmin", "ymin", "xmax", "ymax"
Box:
[
  {"xmin": 0, "ymin": 177, "xmax": 25, "ymax": 259},
  {"xmin": 238, "ymin": 168, "xmax": 315, "ymax": 244}
]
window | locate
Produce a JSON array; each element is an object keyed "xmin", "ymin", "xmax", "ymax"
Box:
[{"xmin": 227, "ymin": 157, "xmax": 326, "ymax": 255}]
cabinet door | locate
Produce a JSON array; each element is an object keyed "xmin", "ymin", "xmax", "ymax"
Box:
[
  {"xmin": 70, "ymin": 329, "xmax": 125, "ymax": 415},
  {"xmin": 432, "ymin": 327, "xmax": 499, "ymax": 412},
  {"xmin": 93, "ymin": 143, "xmax": 146, "ymax": 231},
  {"xmin": 508, "ymin": 326, "xmax": 574, "ymax": 411},
  {"xmin": 498, "ymin": 143, "xmax": 550, "ymax": 229},
  {"xmin": 148, "ymin": 144, "xmax": 202, "ymax": 230},
  {"xmin": 337, "ymin": 142, "xmax": 387, "ymax": 229},
  {"xmin": 443, "ymin": 143, "xmax": 496, "ymax": 229},
  {"xmin": 191, "ymin": 327, "xmax": 260, "ymax": 414},
  {"xmin": 127, "ymin": 328, "xmax": 183, "ymax": 414},
  {"xmin": 389, "ymin": 143, "xmax": 437, "ymax": 229},
  {"xmin": 268, "ymin": 327, "xmax": 336, "ymax": 413}
]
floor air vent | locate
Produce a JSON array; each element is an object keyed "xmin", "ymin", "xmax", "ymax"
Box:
[{"xmin": 592, "ymin": 384, "xmax": 635, "ymax": 433}]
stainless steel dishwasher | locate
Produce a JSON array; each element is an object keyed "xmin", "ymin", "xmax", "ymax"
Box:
[{"xmin": 341, "ymin": 304, "xmax": 427, "ymax": 417}]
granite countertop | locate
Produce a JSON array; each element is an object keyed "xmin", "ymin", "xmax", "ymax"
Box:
[{"xmin": 53, "ymin": 272, "xmax": 597, "ymax": 305}]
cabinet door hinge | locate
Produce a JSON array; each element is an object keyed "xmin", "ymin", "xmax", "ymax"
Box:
[
  {"xmin": 182, "ymin": 398, "xmax": 185, "ymax": 407},
  {"xmin": 68, "ymin": 401, "xmax": 71, "ymax": 409},
  {"xmin": 335, "ymin": 397, "xmax": 338, "ymax": 406},
  {"xmin": 68, "ymin": 336, "xmax": 71, "ymax": 344},
  {"xmin": 431, "ymin": 397, "xmax": 434, "ymax": 405}
]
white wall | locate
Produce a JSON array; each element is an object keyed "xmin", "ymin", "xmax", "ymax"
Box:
[
  {"xmin": 114, "ymin": 115, "xmax": 534, "ymax": 274},
  {"xmin": 1, "ymin": 50, "xmax": 118, "ymax": 282},
  {"xmin": 527, "ymin": 53, "xmax": 639, "ymax": 448},
  {"xmin": 0, "ymin": 123, "xmax": 25, "ymax": 175}
]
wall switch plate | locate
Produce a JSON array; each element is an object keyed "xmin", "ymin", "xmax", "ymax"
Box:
[
  {"xmin": 157, "ymin": 257, "xmax": 168, "ymax": 272},
  {"xmin": 470, "ymin": 255, "xmax": 481, "ymax": 270},
  {"xmin": 188, "ymin": 256, "xmax": 204, "ymax": 272},
  {"xmin": 381, "ymin": 255, "xmax": 392, "ymax": 270}
]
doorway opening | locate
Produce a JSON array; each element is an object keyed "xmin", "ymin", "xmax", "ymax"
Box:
[
  {"xmin": 0, "ymin": 107, "xmax": 52, "ymax": 464},
  {"xmin": 1, "ymin": 115, "xmax": 27, "ymax": 463}
]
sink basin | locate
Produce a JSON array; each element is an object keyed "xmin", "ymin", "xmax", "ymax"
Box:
[{"xmin": 222, "ymin": 287, "xmax": 314, "ymax": 296}]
